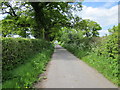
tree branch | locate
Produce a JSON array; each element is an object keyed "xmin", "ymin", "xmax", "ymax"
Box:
[{"xmin": 4, "ymin": 2, "xmax": 17, "ymax": 17}]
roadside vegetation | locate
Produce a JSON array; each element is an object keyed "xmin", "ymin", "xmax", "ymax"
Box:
[
  {"xmin": 59, "ymin": 25, "xmax": 119, "ymax": 86},
  {"xmin": 0, "ymin": 1, "xmax": 119, "ymax": 88},
  {"xmin": 2, "ymin": 37, "xmax": 54, "ymax": 88},
  {"xmin": 1, "ymin": 2, "xmax": 81, "ymax": 88}
]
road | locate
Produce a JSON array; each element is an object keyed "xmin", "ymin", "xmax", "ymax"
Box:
[{"xmin": 34, "ymin": 45, "xmax": 117, "ymax": 88}]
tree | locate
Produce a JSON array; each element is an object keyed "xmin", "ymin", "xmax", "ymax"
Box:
[
  {"xmin": 1, "ymin": 2, "xmax": 82, "ymax": 41},
  {"xmin": 1, "ymin": 2, "xmax": 35, "ymax": 38},
  {"xmin": 108, "ymin": 25, "xmax": 118, "ymax": 34},
  {"xmin": 30, "ymin": 2, "xmax": 82, "ymax": 41},
  {"xmin": 74, "ymin": 19, "xmax": 102, "ymax": 37}
]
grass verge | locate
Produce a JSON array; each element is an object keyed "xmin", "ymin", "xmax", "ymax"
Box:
[
  {"xmin": 63, "ymin": 44, "xmax": 119, "ymax": 86},
  {"xmin": 82, "ymin": 53, "xmax": 119, "ymax": 86},
  {"xmin": 2, "ymin": 48, "xmax": 54, "ymax": 88}
]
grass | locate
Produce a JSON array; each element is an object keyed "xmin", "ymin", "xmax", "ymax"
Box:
[
  {"xmin": 82, "ymin": 53, "xmax": 119, "ymax": 86},
  {"xmin": 2, "ymin": 49, "xmax": 54, "ymax": 88},
  {"xmin": 63, "ymin": 44, "xmax": 119, "ymax": 86}
]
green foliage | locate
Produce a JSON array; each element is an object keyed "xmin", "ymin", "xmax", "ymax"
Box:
[
  {"xmin": 2, "ymin": 48, "xmax": 54, "ymax": 88},
  {"xmin": 96, "ymin": 34, "xmax": 118, "ymax": 59},
  {"xmin": 27, "ymin": 2, "xmax": 82, "ymax": 40},
  {"xmin": 60, "ymin": 25, "xmax": 119, "ymax": 86},
  {"xmin": 92, "ymin": 25, "xmax": 119, "ymax": 85},
  {"xmin": 95, "ymin": 25, "xmax": 118, "ymax": 60},
  {"xmin": 74, "ymin": 19, "xmax": 102, "ymax": 37},
  {"xmin": 108, "ymin": 25, "xmax": 118, "ymax": 34},
  {"xmin": 2, "ymin": 37, "xmax": 53, "ymax": 82},
  {"xmin": 59, "ymin": 27, "xmax": 84, "ymax": 44},
  {"xmin": 1, "ymin": 2, "xmax": 36, "ymax": 38},
  {"xmin": 1, "ymin": 2, "xmax": 82, "ymax": 41},
  {"xmin": 82, "ymin": 53, "xmax": 119, "ymax": 86},
  {"xmin": 1, "ymin": 13, "xmax": 35, "ymax": 37}
]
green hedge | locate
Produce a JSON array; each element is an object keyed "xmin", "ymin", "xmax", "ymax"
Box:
[
  {"xmin": 2, "ymin": 37, "xmax": 53, "ymax": 82},
  {"xmin": 61, "ymin": 25, "xmax": 119, "ymax": 86},
  {"xmin": 62, "ymin": 35, "xmax": 119, "ymax": 86},
  {"xmin": 2, "ymin": 48, "xmax": 54, "ymax": 88}
]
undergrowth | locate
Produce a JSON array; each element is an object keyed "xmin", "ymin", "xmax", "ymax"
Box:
[
  {"xmin": 63, "ymin": 44, "xmax": 119, "ymax": 86},
  {"xmin": 2, "ymin": 48, "xmax": 54, "ymax": 88}
]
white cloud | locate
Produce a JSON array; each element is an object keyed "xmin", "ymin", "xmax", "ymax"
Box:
[
  {"xmin": 79, "ymin": 5, "xmax": 118, "ymax": 27},
  {"xmin": 98, "ymin": 30, "xmax": 109, "ymax": 37},
  {"xmin": 73, "ymin": 4, "xmax": 118, "ymax": 36}
]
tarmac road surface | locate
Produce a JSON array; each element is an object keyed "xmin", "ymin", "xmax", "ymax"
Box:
[{"xmin": 34, "ymin": 45, "xmax": 117, "ymax": 88}]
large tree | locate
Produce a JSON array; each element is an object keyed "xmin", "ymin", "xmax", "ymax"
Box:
[
  {"xmin": 30, "ymin": 2, "xmax": 82, "ymax": 41},
  {"xmin": 1, "ymin": 2, "xmax": 35, "ymax": 37},
  {"xmin": 1, "ymin": 2, "xmax": 82, "ymax": 41}
]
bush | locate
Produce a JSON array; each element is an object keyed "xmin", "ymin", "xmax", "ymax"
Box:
[
  {"xmin": 2, "ymin": 48, "xmax": 54, "ymax": 88},
  {"xmin": 63, "ymin": 36, "xmax": 119, "ymax": 86},
  {"xmin": 61, "ymin": 25, "xmax": 119, "ymax": 86},
  {"xmin": 2, "ymin": 37, "xmax": 53, "ymax": 82}
]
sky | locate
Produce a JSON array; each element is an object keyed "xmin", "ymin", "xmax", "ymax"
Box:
[{"xmin": 73, "ymin": 1, "xmax": 118, "ymax": 36}]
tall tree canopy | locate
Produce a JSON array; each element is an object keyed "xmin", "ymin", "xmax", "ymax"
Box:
[
  {"xmin": 1, "ymin": 2, "xmax": 82, "ymax": 41},
  {"xmin": 1, "ymin": 2, "xmax": 35, "ymax": 37},
  {"xmin": 30, "ymin": 2, "xmax": 82, "ymax": 41}
]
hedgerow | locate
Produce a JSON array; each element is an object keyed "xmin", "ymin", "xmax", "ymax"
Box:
[
  {"xmin": 60, "ymin": 25, "xmax": 119, "ymax": 86},
  {"xmin": 2, "ymin": 37, "xmax": 53, "ymax": 82},
  {"xmin": 2, "ymin": 48, "xmax": 54, "ymax": 88}
]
